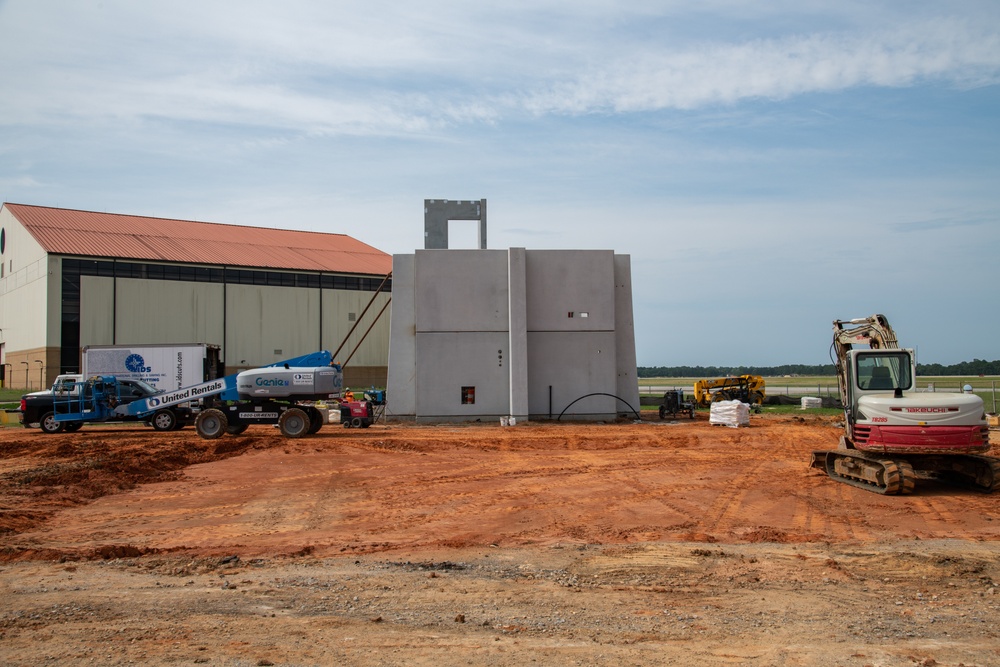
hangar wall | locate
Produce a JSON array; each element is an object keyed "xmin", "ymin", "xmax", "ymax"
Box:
[
  {"xmin": 0, "ymin": 209, "xmax": 52, "ymax": 388},
  {"xmin": 386, "ymin": 248, "xmax": 639, "ymax": 422},
  {"xmin": 78, "ymin": 275, "xmax": 391, "ymax": 382}
]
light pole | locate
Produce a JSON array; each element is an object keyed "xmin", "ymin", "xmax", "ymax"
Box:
[
  {"xmin": 20, "ymin": 361, "xmax": 29, "ymax": 389},
  {"xmin": 34, "ymin": 360, "xmax": 44, "ymax": 390}
]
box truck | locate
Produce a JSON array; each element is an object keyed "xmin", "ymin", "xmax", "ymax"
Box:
[{"xmin": 82, "ymin": 343, "xmax": 223, "ymax": 391}]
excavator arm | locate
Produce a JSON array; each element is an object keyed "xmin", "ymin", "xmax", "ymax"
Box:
[{"xmin": 831, "ymin": 314, "xmax": 899, "ymax": 409}]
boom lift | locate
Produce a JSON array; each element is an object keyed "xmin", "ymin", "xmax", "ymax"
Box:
[{"xmin": 810, "ymin": 314, "xmax": 997, "ymax": 494}]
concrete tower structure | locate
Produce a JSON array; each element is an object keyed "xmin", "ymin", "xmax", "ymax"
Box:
[{"xmin": 386, "ymin": 246, "xmax": 639, "ymax": 422}]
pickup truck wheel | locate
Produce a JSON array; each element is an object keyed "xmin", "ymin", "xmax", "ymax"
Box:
[
  {"xmin": 195, "ymin": 409, "xmax": 228, "ymax": 440},
  {"xmin": 151, "ymin": 409, "xmax": 177, "ymax": 431},
  {"xmin": 278, "ymin": 408, "xmax": 310, "ymax": 438},
  {"xmin": 40, "ymin": 412, "xmax": 64, "ymax": 434}
]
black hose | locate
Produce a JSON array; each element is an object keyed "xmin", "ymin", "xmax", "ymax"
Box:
[{"xmin": 556, "ymin": 393, "xmax": 640, "ymax": 421}]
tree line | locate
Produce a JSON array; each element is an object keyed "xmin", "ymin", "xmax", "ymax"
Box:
[{"xmin": 638, "ymin": 359, "xmax": 1000, "ymax": 378}]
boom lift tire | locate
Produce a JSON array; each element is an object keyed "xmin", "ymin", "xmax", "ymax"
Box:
[
  {"xmin": 151, "ymin": 409, "xmax": 177, "ymax": 432},
  {"xmin": 306, "ymin": 408, "xmax": 323, "ymax": 434},
  {"xmin": 279, "ymin": 408, "xmax": 310, "ymax": 438},
  {"xmin": 40, "ymin": 411, "xmax": 64, "ymax": 434},
  {"xmin": 63, "ymin": 422, "xmax": 83, "ymax": 433},
  {"xmin": 196, "ymin": 409, "xmax": 228, "ymax": 440},
  {"xmin": 225, "ymin": 423, "xmax": 249, "ymax": 436}
]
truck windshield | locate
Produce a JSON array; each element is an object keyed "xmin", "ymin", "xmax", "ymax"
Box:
[{"xmin": 856, "ymin": 352, "xmax": 912, "ymax": 391}]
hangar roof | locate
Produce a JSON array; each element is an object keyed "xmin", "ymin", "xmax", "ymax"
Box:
[{"xmin": 3, "ymin": 203, "xmax": 392, "ymax": 276}]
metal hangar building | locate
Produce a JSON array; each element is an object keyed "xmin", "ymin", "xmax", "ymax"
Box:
[{"xmin": 0, "ymin": 203, "xmax": 392, "ymax": 390}]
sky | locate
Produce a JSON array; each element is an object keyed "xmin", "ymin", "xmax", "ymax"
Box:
[{"xmin": 1, "ymin": 0, "xmax": 998, "ymax": 367}]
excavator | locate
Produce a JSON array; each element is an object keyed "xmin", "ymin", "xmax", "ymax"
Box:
[
  {"xmin": 693, "ymin": 375, "xmax": 766, "ymax": 407},
  {"xmin": 810, "ymin": 314, "xmax": 997, "ymax": 494}
]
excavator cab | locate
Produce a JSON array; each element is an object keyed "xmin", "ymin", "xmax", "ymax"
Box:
[{"xmin": 854, "ymin": 351, "xmax": 912, "ymax": 392}]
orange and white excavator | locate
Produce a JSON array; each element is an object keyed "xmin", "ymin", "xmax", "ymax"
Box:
[{"xmin": 810, "ymin": 314, "xmax": 997, "ymax": 494}]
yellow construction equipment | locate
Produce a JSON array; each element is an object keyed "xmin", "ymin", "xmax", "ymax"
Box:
[{"xmin": 693, "ymin": 375, "xmax": 766, "ymax": 407}]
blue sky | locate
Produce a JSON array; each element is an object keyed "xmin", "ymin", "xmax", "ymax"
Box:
[{"xmin": 2, "ymin": 1, "xmax": 998, "ymax": 366}]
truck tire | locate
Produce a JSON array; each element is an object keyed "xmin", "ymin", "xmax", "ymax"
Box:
[
  {"xmin": 279, "ymin": 408, "xmax": 310, "ymax": 438},
  {"xmin": 151, "ymin": 409, "xmax": 177, "ymax": 431},
  {"xmin": 195, "ymin": 409, "xmax": 228, "ymax": 440},
  {"xmin": 40, "ymin": 412, "xmax": 64, "ymax": 434}
]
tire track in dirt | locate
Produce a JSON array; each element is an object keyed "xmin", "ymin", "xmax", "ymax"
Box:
[{"xmin": 4, "ymin": 416, "xmax": 996, "ymax": 560}]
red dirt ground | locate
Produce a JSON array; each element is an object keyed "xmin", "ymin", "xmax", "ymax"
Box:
[{"xmin": 2, "ymin": 413, "xmax": 999, "ymax": 666}]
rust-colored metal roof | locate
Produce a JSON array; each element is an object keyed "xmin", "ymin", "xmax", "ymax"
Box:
[{"xmin": 3, "ymin": 203, "xmax": 392, "ymax": 276}]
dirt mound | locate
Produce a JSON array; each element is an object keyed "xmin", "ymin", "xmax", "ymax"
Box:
[{"xmin": 0, "ymin": 427, "xmax": 290, "ymax": 538}]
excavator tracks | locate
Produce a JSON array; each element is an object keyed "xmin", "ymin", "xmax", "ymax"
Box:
[
  {"xmin": 810, "ymin": 450, "xmax": 916, "ymax": 495},
  {"xmin": 907, "ymin": 454, "xmax": 1000, "ymax": 493},
  {"xmin": 811, "ymin": 450, "xmax": 1000, "ymax": 495}
]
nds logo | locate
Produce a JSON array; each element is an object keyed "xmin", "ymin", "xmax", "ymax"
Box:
[{"xmin": 125, "ymin": 353, "xmax": 152, "ymax": 374}]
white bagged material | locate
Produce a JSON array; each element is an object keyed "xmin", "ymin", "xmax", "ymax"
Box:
[
  {"xmin": 800, "ymin": 397, "xmax": 823, "ymax": 410},
  {"xmin": 709, "ymin": 400, "xmax": 750, "ymax": 427}
]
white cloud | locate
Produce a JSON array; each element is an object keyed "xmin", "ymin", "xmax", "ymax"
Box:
[
  {"xmin": 528, "ymin": 19, "xmax": 1000, "ymax": 114},
  {"xmin": 1, "ymin": 3, "xmax": 997, "ymax": 136}
]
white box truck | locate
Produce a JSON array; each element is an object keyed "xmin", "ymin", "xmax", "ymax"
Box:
[{"xmin": 82, "ymin": 343, "xmax": 223, "ymax": 391}]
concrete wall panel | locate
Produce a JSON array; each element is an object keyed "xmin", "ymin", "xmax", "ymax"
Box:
[
  {"xmin": 525, "ymin": 250, "xmax": 615, "ymax": 331},
  {"xmin": 415, "ymin": 331, "xmax": 510, "ymax": 419},
  {"xmin": 527, "ymin": 331, "xmax": 618, "ymax": 417},
  {"xmin": 386, "ymin": 255, "xmax": 416, "ymax": 417},
  {"xmin": 507, "ymin": 248, "xmax": 528, "ymax": 420},
  {"xmin": 414, "ymin": 250, "xmax": 509, "ymax": 333},
  {"xmin": 613, "ymin": 254, "xmax": 640, "ymax": 411}
]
